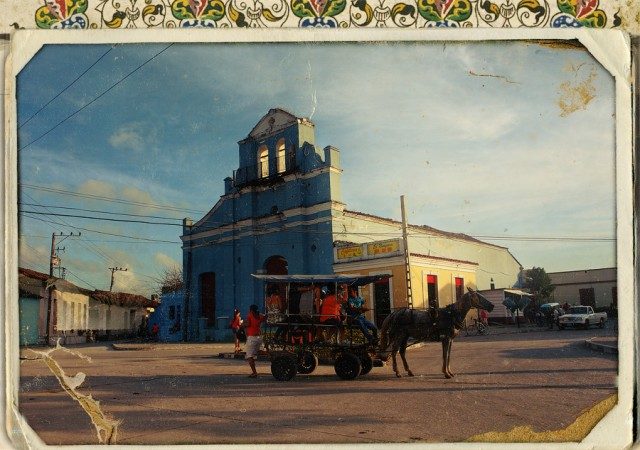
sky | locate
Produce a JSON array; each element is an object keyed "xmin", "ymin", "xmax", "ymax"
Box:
[{"xmin": 16, "ymin": 41, "xmax": 617, "ymax": 295}]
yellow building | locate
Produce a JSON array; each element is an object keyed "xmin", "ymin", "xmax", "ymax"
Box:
[
  {"xmin": 333, "ymin": 238, "xmax": 479, "ymax": 326},
  {"xmin": 331, "ymin": 209, "xmax": 523, "ymax": 326}
]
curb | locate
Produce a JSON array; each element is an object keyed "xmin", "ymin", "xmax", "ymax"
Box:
[
  {"xmin": 584, "ymin": 338, "xmax": 618, "ymax": 355},
  {"xmin": 218, "ymin": 352, "xmax": 270, "ymax": 361},
  {"xmin": 112, "ymin": 343, "xmax": 156, "ymax": 351}
]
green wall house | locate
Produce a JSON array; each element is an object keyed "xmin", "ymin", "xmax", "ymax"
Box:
[{"xmin": 19, "ymin": 295, "xmax": 41, "ymax": 346}]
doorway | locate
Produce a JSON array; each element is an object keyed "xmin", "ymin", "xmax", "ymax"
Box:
[{"xmin": 373, "ymin": 278, "xmax": 391, "ymax": 328}]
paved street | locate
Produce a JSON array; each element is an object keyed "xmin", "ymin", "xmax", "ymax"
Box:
[{"xmin": 16, "ymin": 325, "xmax": 617, "ymax": 445}]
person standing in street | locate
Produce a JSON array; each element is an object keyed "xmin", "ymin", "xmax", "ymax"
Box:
[
  {"xmin": 243, "ymin": 304, "xmax": 265, "ymax": 378},
  {"xmin": 230, "ymin": 307, "xmax": 243, "ymax": 353}
]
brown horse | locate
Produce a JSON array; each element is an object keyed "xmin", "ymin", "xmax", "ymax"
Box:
[{"xmin": 378, "ymin": 288, "xmax": 494, "ymax": 378}]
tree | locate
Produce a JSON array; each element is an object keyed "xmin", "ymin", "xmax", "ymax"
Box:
[
  {"xmin": 523, "ymin": 267, "xmax": 555, "ymax": 301},
  {"xmin": 159, "ymin": 266, "xmax": 184, "ymax": 294}
]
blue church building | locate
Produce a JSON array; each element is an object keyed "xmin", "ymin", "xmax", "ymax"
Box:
[
  {"xmin": 181, "ymin": 108, "xmax": 524, "ymax": 342},
  {"xmin": 181, "ymin": 108, "xmax": 343, "ymax": 341}
]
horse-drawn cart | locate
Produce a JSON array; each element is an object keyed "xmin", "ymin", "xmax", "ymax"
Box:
[{"xmin": 252, "ymin": 273, "xmax": 390, "ymax": 381}]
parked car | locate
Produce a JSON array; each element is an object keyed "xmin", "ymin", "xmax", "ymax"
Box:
[
  {"xmin": 539, "ymin": 303, "xmax": 564, "ymax": 329},
  {"xmin": 558, "ymin": 306, "xmax": 607, "ymax": 330}
]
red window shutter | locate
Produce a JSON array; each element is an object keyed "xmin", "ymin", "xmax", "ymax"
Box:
[
  {"xmin": 455, "ymin": 277, "xmax": 463, "ymax": 286},
  {"xmin": 427, "ymin": 275, "xmax": 437, "ymax": 284}
]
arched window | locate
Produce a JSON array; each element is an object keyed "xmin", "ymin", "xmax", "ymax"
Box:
[
  {"xmin": 257, "ymin": 145, "xmax": 269, "ymax": 178},
  {"xmin": 276, "ymin": 138, "xmax": 286, "ymax": 173}
]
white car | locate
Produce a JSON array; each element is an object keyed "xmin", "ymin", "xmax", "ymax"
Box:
[{"xmin": 558, "ymin": 306, "xmax": 607, "ymax": 329}]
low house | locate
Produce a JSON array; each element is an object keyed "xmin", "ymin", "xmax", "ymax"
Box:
[
  {"xmin": 18, "ymin": 267, "xmax": 157, "ymax": 345},
  {"xmin": 18, "ymin": 268, "xmax": 47, "ymax": 346},
  {"xmin": 548, "ymin": 267, "xmax": 617, "ymax": 311},
  {"xmin": 478, "ymin": 288, "xmax": 534, "ymax": 324},
  {"xmin": 148, "ymin": 289, "xmax": 184, "ymax": 342},
  {"xmin": 89, "ymin": 290, "xmax": 158, "ymax": 341}
]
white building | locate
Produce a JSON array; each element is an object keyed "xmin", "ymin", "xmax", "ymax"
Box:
[{"xmin": 548, "ymin": 267, "xmax": 617, "ymax": 310}]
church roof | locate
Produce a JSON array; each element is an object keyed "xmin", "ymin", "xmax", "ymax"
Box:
[
  {"xmin": 241, "ymin": 108, "xmax": 313, "ymax": 142},
  {"xmin": 342, "ymin": 209, "xmax": 507, "ymax": 249}
]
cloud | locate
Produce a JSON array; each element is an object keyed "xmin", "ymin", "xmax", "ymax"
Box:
[
  {"xmin": 154, "ymin": 252, "xmax": 179, "ymax": 269},
  {"xmin": 121, "ymin": 186, "xmax": 156, "ymax": 205},
  {"xmin": 108, "ymin": 123, "xmax": 148, "ymax": 151},
  {"xmin": 77, "ymin": 179, "xmax": 117, "ymax": 198},
  {"xmin": 19, "ymin": 240, "xmax": 49, "ymax": 272}
]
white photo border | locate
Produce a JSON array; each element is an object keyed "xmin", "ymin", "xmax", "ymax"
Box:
[{"xmin": 2, "ymin": 28, "xmax": 634, "ymax": 449}]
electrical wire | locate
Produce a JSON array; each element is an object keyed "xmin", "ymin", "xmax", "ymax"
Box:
[
  {"xmin": 18, "ymin": 43, "xmax": 174, "ymax": 152},
  {"xmin": 21, "ymin": 192, "xmax": 117, "ymax": 267},
  {"xmin": 22, "ymin": 213, "xmax": 181, "ymax": 243},
  {"xmin": 18, "ymin": 45, "xmax": 117, "ymax": 129},
  {"xmin": 20, "ymin": 183, "xmax": 204, "ymax": 214},
  {"xmin": 20, "ymin": 202, "xmax": 184, "ymax": 221},
  {"xmin": 65, "ymin": 268, "xmax": 99, "ymax": 290},
  {"xmin": 20, "ymin": 210, "xmax": 181, "ymax": 226}
]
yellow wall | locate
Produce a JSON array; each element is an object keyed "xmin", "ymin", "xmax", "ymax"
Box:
[
  {"xmin": 412, "ymin": 265, "xmax": 477, "ymax": 308},
  {"xmin": 335, "ymin": 262, "xmax": 477, "ymax": 321}
]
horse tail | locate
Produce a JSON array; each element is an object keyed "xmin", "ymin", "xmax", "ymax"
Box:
[
  {"xmin": 377, "ymin": 310, "xmax": 402, "ymax": 357},
  {"xmin": 377, "ymin": 313, "xmax": 392, "ymax": 352}
]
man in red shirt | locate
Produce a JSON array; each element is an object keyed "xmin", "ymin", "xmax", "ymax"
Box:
[
  {"xmin": 243, "ymin": 304, "xmax": 265, "ymax": 378},
  {"xmin": 319, "ymin": 286, "xmax": 345, "ymax": 343}
]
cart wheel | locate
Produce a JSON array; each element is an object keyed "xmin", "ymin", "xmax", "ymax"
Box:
[
  {"xmin": 297, "ymin": 351, "xmax": 318, "ymax": 374},
  {"xmin": 334, "ymin": 352, "xmax": 361, "ymax": 380},
  {"xmin": 359, "ymin": 354, "xmax": 373, "ymax": 376},
  {"xmin": 271, "ymin": 355, "xmax": 297, "ymax": 381}
]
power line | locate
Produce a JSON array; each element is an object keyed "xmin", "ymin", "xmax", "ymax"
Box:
[
  {"xmin": 18, "ymin": 43, "xmax": 174, "ymax": 151},
  {"xmin": 65, "ymin": 268, "xmax": 99, "ymax": 290},
  {"xmin": 22, "ymin": 214, "xmax": 181, "ymax": 243},
  {"xmin": 20, "ymin": 202, "xmax": 184, "ymax": 221},
  {"xmin": 21, "ymin": 192, "xmax": 120, "ymax": 268},
  {"xmin": 20, "ymin": 183, "xmax": 203, "ymax": 214},
  {"xmin": 18, "ymin": 45, "xmax": 116, "ymax": 129},
  {"xmin": 21, "ymin": 209, "xmax": 615, "ymax": 244},
  {"xmin": 20, "ymin": 210, "xmax": 181, "ymax": 226},
  {"xmin": 21, "ymin": 235, "xmax": 178, "ymax": 245}
]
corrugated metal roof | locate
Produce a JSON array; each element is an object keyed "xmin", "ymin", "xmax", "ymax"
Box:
[
  {"xmin": 504, "ymin": 289, "xmax": 534, "ymax": 297},
  {"xmin": 90, "ymin": 290, "xmax": 157, "ymax": 308}
]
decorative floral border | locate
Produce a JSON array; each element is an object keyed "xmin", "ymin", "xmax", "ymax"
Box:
[{"xmin": 29, "ymin": 0, "xmax": 621, "ymax": 29}]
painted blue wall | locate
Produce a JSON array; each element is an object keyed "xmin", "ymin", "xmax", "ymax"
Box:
[
  {"xmin": 148, "ymin": 290, "xmax": 184, "ymax": 342},
  {"xmin": 19, "ymin": 296, "xmax": 40, "ymax": 346},
  {"xmin": 182, "ymin": 110, "xmax": 341, "ymax": 341}
]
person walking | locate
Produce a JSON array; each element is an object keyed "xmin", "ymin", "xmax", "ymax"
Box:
[
  {"xmin": 243, "ymin": 304, "xmax": 265, "ymax": 378},
  {"xmin": 230, "ymin": 307, "xmax": 243, "ymax": 353}
]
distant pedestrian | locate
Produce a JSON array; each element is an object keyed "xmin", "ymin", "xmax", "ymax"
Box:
[
  {"xmin": 479, "ymin": 309, "xmax": 489, "ymax": 326},
  {"xmin": 151, "ymin": 323, "xmax": 159, "ymax": 341},
  {"xmin": 230, "ymin": 307, "xmax": 243, "ymax": 353},
  {"xmin": 553, "ymin": 307, "xmax": 562, "ymax": 329},
  {"xmin": 243, "ymin": 304, "xmax": 265, "ymax": 378}
]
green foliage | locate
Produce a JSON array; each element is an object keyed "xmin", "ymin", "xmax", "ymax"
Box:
[
  {"xmin": 523, "ymin": 267, "xmax": 555, "ymax": 300},
  {"xmin": 578, "ymin": 10, "xmax": 606, "ymax": 27},
  {"xmin": 292, "ymin": 0, "xmax": 316, "ymax": 18}
]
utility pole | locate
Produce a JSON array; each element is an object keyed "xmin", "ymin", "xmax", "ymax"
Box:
[
  {"xmin": 401, "ymin": 196, "xmax": 413, "ymax": 309},
  {"xmin": 109, "ymin": 267, "xmax": 128, "ymax": 291},
  {"xmin": 45, "ymin": 232, "xmax": 80, "ymax": 345},
  {"xmin": 54, "ymin": 245, "xmax": 65, "ymax": 278}
]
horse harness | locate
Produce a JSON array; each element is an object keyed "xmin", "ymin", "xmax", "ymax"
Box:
[{"xmin": 439, "ymin": 304, "xmax": 465, "ymax": 330}]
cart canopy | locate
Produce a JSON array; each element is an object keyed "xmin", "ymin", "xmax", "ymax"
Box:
[{"xmin": 252, "ymin": 273, "xmax": 391, "ymax": 287}]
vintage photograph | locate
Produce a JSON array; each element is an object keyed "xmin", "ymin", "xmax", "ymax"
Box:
[{"xmin": 12, "ymin": 34, "xmax": 626, "ymax": 445}]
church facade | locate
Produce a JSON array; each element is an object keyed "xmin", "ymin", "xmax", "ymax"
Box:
[{"xmin": 181, "ymin": 109, "xmax": 523, "ymax": 341}]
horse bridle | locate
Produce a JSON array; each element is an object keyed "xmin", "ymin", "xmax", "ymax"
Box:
[{"xmin": 444, "ymin": 304, "xmax": 465, "ymax": 329}]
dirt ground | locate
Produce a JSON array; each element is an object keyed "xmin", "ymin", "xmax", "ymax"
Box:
[{"xmin": 14, "ymin": 326, "xmax": 618, "ymax": 446}]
